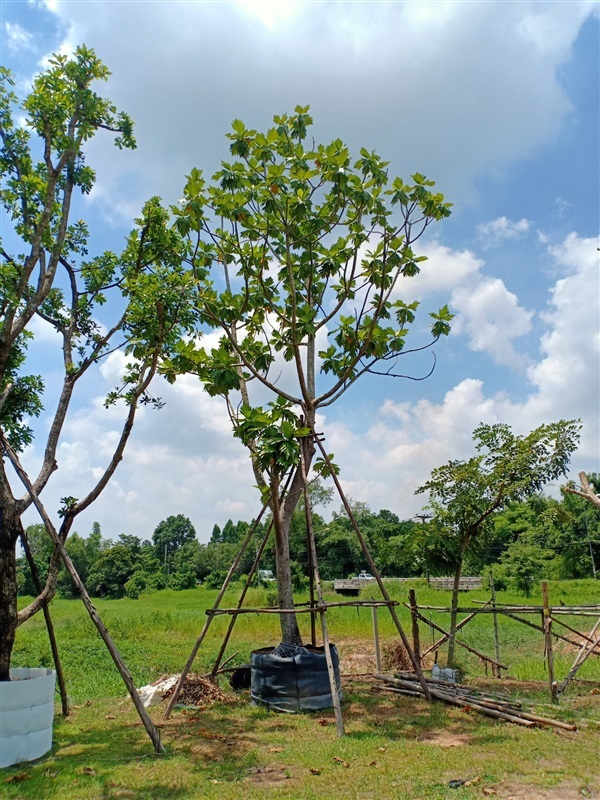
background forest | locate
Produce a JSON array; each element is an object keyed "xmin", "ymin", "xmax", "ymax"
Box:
[{"xmin": 18, "ymin": 473, "xmax": 600, "ymax": 601}]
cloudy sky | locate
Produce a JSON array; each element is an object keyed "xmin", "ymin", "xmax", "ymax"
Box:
[{"xmin": 2, "ymin": 0, "xmax": 599, "ymax": 543}]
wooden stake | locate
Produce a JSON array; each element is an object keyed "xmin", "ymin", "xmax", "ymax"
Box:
[
  {"xmin": 542, "ymin": 582, "xmax": 557, "ymax": 704},
  {"xmin": 409, "ymin": 605, "xmax": 507, "ymax": 671},
  {"xmin": 372, "ymin": 606, "xmax": 382, "ymax": 673},
  {"xmin": 20, "ymin": 526, "xmax": 70, "ymax": 716},
  {"xmin": 210, "ymin": 518, "xmax": 273, "ymax": 677},
  {"xmin": 319, "ymin": 608, "xmax": 345, "ymax": 737},
  {"xmin": 556, "ymin": 617, "xmax": 600, "ymax": 696},
  {"xmin": 300, "ymin": 443, "xmax": 344, "ymax": 737},
  {"xmin": 490, "ymin": 573, "xmax": 501, "ymax": 678},
  {"xmin": 163, "ymin": 500, "xmax": 269, "ymax": 720},
  {"xmin": 409, "ymin": 589, "xmax": 421, "ymax": 667},
  {"xmin": 313, "ymin": 434, "xmax": 432, "ymax": 702}
]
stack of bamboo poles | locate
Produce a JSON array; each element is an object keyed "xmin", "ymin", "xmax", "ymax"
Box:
[{"xmin": 374, "ymin": 672, "xmax": 576, "ymax": 731}]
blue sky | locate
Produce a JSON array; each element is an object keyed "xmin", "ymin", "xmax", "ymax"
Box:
[{"xmin": 1, "ymin": 0, "xmax": 599, "ymax": 542}]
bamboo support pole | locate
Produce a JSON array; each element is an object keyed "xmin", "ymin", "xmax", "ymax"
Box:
[
  {"xmin": 209, "ymin": 467, "xmax": 298, "ymax": 678},
  {"xmin": 19, "ymin": 526, "xmax": 70, "ymax": 716},
  {"xmin": 502, "ymin": 611, "xmax": 582, "ymax": 648},
  {"xmin": 408, "ymin": 606, "xmax": 507, "ymax": 671},
  {"xmin": 372, "ymin": 606, "xmax": 382, "ymax": 673},
  {"xmin": 394, "ymin": 671, "xmax": 516, "ymax": 700},
  {"xmin": 3, "ymin": 438, "xmax": 164, "ymax": 754},
  {"xmin": 209, "ymin": 600, "xmax": 396, "ymax": 615},
  {"xmin": 420, "ymin": 602, "xmax": 492, "ymax": 659},
  {"xmin": 300, "ymin": 444, "xmax": 345, "ymax": 737},
  {"xmin": 490, "ymin": 573, "xmax": 501, "ymax": 679},
  {"xmin": 556, "ymin": 617, "xmax": 600, "ymax": 696},
  {"xmin": 409, "ymin": 589, "xmax": 421, "ymax": 666},
  {"xmin": 551, "ymin": 616, "xmax": 600, "ymax": 654},
  {"xmin": 208, "ymin": 651, "xmax": 240, "ymax": 677},
  {"xmin": 542, "ymin": 582, "xmax": 557, "ymax": 704},
  {"xmin": 163, "ymin": 501, "xmax": 270, "ymax": 720},
  {"xmin": 210, "ymin": 518, "xmax": 274, "ymax": 678},
  {"xmin": 313, "ymin": 433, "xmax": 432, "ymax": 702},
  {"xmin": 414, "ymin": 605, "xmax": 600, "ymax": 614}
]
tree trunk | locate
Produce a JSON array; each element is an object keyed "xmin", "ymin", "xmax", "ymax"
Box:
[
  {"xmin": 0, "ymin": 507, "xmax": 19, "ymax": 681},
  {"xmin": 447, "ymin": 532, "xmax": 472, "ymax": 668},
  {"xmin": 269, "ymin": 422, "xmax": 316, "ymax": 647},
  {"xmin": 271, "ymin": 468, "xmax": 303, "ymax": 646},
  {"xmin": 447, "ymin": 556, "xmax": 462, "ymax": 668}
]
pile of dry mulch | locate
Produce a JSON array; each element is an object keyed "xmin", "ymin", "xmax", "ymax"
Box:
[
  {"xmin": 164, "ymin": 674, "xmax": 230, "ymax": 709},
  {"xmin": 381, "ymin": 640, "xmax": 415, "ymax": 672}
]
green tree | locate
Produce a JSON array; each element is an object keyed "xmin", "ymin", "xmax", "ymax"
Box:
[
  {"xmin": 499, "ymin": 538, "xmax": 557, "ymax": 596},
  {"xmin": 220, "ymin": 519, "xmax": 238, "ymax": 544},
  {"xmin": 169, "ymin": 538, "xmax": 202, "ymax": 589},
  {"xmin": 17, "ymin": 524, "xmax": 53, "ymax": 596},
  {"xmin": 555, "ymin": 473, "xmax": 600, "ymax": 578},
  {"xmin": 416, "ymin": 420, "xmax": 581, "ymax": 666},
  {"xmin": 374, "ymin": 517, "xmax": 424, "ymax": 577},
  {"xmin": 87, "ymin": 544, "xmax": 137, "ymax": 598},
  {"xmin": 152, "ymin": 514, "xmax": 197, "ymax": 573},
  {"xmin": 0, "ymin": 47, "xmax": 192, "ymax": 679},
  {"xmin": 166, "ymin": 107, "xmax": 453, "ymax": 644}
]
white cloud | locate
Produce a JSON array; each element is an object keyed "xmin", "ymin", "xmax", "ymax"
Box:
[
  {"xmin": 235, "ymin": 0, "xmax": 301, "ymax": 31},
  {"xmin": 18, "ymin": 232, "xmax": 598, "ymax": 540},
  {"xmin": 392, "ymin": 240, "xmax": 535, "ymax": 368},
  {"xmin": 393, "ymin": 242, "xmax": 483, "ymax": 303},
  {"xmin": 451, "ymin": 278, "xmax": 534, "ymax": 368},
  {"xmin": 523, "ymin": 233, "xmax": 599, "ymax": 444},
  {"xmin": 36, "ymin": 1, "xmax": 596, "ymax": 222},
  {"xmin": 11, "ymin": 2, "xmax": 597, "ymax": 542},
  {"xmin": 477, "ymin": 216, "xmax": 532, "ymax": 247},
  {"xmin": 322, "ymin": 232, "xmax": 598, "ymax": 517},
  {"xmin": 4, "ymin": 22, "xmax": 35, "ymax": 53}
]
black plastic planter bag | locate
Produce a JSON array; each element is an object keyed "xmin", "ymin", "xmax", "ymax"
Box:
[{"xmin": 250, "ymin": 643, "xmax": 342, "ymax": 712}]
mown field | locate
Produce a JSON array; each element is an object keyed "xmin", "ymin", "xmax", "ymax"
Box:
[{"xmin": 5, "ymin": 579, "xmax": 600, "ymax": 799}]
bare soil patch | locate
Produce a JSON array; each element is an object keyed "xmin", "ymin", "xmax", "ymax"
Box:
[
  {"xmin": 416, "ymin": 730, "xmax": 474, "ymax": 747},
  {"xmin": 495, "ymin": 782, "xmax": 598, "ymax": 799},
  {"xmin": 246, "ymin": 763, "xmax": 293, "ymax": 787}
]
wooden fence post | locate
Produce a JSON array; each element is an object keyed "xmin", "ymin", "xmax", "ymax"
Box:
[
  {"xmin": 372, "ymin": 606, "xmax": 382, "ymax": 673},
  {"xmin": 409, "ymin": 589, "xmax": 421, "ymax": 667},
  {"xmin": 490, "ymin": 572, "xmax": 501, "ymax": 678},
  {"xmin": 542, "ymin": 582, "xmax": 557, "ymax": 704}
]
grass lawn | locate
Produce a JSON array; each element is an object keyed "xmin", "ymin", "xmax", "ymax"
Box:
[{"xmin": 4, "ymin": 580, "xmax": 600, "ymax": 799}]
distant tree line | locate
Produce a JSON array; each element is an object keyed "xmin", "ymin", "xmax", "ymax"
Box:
[{"xmin": 16, "ymin": 474, "xmax": 599, "ymax": 601}]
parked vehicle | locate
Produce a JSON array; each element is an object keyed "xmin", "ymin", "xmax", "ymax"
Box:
[{"xmin": 333, "ymin": 572, "xmax": 376, "ymax": 595}]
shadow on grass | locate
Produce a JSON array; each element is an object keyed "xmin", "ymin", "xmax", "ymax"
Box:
[
  {"xmin": 3, "ymin": 697, "xmax": 264, "ymax": 800},
  {"xmin": 340, "ymin": 685, "xmax": 514, "ymax": 746}
]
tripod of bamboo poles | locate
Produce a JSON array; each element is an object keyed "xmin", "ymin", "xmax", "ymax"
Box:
[
  {"xmin": 2, "ymin": 433, "xmax": 165, "ymax": 754},
  {"xmin": 163, "ymin": 430, "xmax": 432, "ymax": 734}
]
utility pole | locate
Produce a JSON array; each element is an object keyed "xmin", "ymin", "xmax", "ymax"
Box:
[
  {"xmin": 585, "ymin": 511, "xmax": 597, "ymax": 579},
  {"xmin": 414, "ymin": 514, "xmax": 432, "ymax": 583},
  {"xmin": 414, "ymin": 514, "xmax": 432, "ymax": 525}
]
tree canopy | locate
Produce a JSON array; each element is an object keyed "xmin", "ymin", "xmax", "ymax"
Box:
[
  {"xmin": 416, "ymin": 420, "xmax": 581, "ymax": 664},
  {"xmin": 164, "ymin": 106, "xmax": 453, "ymax": 644},
  {"xmin": 0, "ymin": 46, "xmax": 192, "ymax": 678}
]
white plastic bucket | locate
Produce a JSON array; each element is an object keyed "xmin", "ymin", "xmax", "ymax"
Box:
[{"xmin": 0, "ymin": 668, "xmax": 56, "ymax": 768}]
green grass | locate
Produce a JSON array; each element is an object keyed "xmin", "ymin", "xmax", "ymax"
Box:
[{"xmin": 4, "ymin": 580, "xmax": 600, "ymax": 799}]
